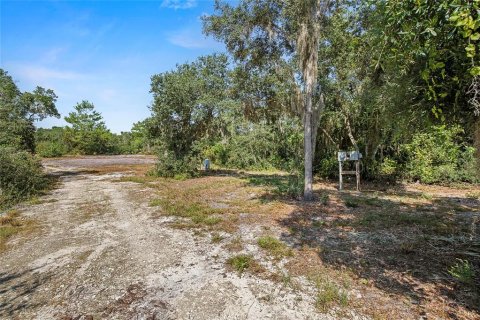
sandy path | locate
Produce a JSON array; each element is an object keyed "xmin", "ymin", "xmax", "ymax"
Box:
[{"xmin": 0, "ymin": 156, "xmax": 328, "ymax": 320}]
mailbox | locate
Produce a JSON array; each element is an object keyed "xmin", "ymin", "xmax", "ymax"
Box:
[
  {"xmin": 338, "ymin": 150, "xmax": 362, "ymax": 191},
  {"xmin": 347, "ymin": 151, "xmax": 362, "ymax": 161},
  {"xmin": 338, "ymin": 151, "xmax": 362, "ymax": 162}
]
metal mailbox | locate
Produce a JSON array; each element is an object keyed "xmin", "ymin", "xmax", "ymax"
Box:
[
  {"xmin": 338, "ymin": 151, "xmax": 362, "ymax": 162},
  {"xmin": 338, "ymin": 150, "xmax": 362, "ymax": 191}
]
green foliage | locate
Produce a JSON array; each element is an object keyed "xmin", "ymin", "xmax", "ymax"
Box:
[
  {"xmin": 155, "ymin": 149, "xmax": 199, "ymax": 178},
  {"xmin": 0, "ymin": 69, "xmax": 59, "ymax": 153},
  {"xmin": 35, "ymin": 141, "xmax": 67, "ymax": 158},
  {"xmin": 402, "ymin": 126, "xmax": 478, "ymax": 183},
  {"xmin": 257, "ymin": 236, "xmax": 293, "ymax": 259},
  {"xmin": 64, "ymin": 101, "xmax": 116, "ymax": 155},
  {"xmin": 35, "ymin": 127, "xmax": 68, "ymax": 157},
  {"xmin": 0, "ymin": 147, "xmax": 48, "ymax": 205},
  {"xmin": 149, "ymin": 54, "xmax": 231, "ymax": 177},
  {"xmin": 448, "ymin": 259, "xmax": 475, "ymax": 285},
  {"xmin": 226, "ymin": 254, "xmax": 260, "ymax": 274}
]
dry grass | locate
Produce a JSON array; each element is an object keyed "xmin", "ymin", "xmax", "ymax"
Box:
[
  {"xmin": 0, "ymin": 210, "xmax": 37, "ymax": 252},
  {"xmin": 115, "ymin": 169, "xmax": 480, "ymax": 319},
  {"xmin": 80, "ymin": 164, "xmax": 154, "ymax": 176}
]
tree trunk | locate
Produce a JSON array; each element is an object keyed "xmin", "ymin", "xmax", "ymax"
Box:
[{"xmin": 304, "ymin": 92, "xmax": 314, "ymax": 201}]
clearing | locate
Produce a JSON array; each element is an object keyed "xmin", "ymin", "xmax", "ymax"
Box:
[{"xmin": 0, "ymin": 155, "xmax": 479, "ymax": 319}]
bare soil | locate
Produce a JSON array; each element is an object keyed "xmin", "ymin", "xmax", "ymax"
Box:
[
  {"xmin": 1, "ymin": 156, "xmax": 479, "ymax": 320},
  {"xmin": 0, "ymin": 156, "xmax": 328, "ymax": 320}
]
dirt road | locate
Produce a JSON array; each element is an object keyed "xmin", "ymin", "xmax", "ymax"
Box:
[{"xmin": 0, "ymin": 156, "xmax": 327, "ymax": 320}]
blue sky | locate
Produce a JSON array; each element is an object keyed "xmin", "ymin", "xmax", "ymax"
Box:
[{"xmin": 0, "ymin": 0, "xmax": 230, "ymax": 133}]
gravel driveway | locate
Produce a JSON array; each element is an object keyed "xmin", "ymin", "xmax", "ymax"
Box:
[{"xmin": 0, "ymin": 156, "xmax": 328, "ymax": 320}]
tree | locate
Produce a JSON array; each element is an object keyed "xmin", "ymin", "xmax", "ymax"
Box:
[
  {"xmin": 64, "ymin": 101, "xmax": 114, "ymax": 154},
  {"xmin": 149, "ymin": 54, "xmax": 231, "ymax": 176},
  {"xmin": 0, "ymin": 69, "xmax": 59, "ymax": 152},
  {"xmin": 203, "ymin": 0, "xmax": 331, "ymax": 200}
]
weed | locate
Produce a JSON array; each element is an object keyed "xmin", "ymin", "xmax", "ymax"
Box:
[
  {"xmin": 312, "ymin": 220, "xmax": 325, "ymax": 228},
  {"xmin": 149, "ymin": 198, "xmax": 164, "ymax": 207},
  {"xmin": 448, "ymin": 259, "xmax": 475, "ymax": 284},
  {"xmin": 226, "ymin": 254, "xmax": 264, "ymax": 275},
  {"xmin": 257, "ymin": 236, "xmax": 293, "ymax": 259},
  {"xmin": 0, "ymin": 210, "xmax": 36, "ymax": 252},
  {"xmin": 311, "ymin": 274, "xmax": 349, "ymax": 312},
  {"xmin": 344, "ymin": 198, "xmax": 359, "ymax": 208},
  {"xmin": 319, "ymin": 193, "xmax": 329, "ymax": 205},
  {"xmin": 316, "ymin": 282, "xmax": 348, "ymax": 311},
  {"xmin": 211, "ymin": 232, "xmax": 223, "ymax": 243}
]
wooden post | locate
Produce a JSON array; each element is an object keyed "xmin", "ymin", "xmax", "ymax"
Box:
[
  {"xmin": 339, "ymin": 160, "xmax": 343, "ymax": 191},
  {"xmin": 355, "ymin": 160, "xmax": 360, "ymax": 191}
]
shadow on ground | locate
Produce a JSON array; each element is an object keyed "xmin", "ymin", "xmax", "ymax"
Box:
[
  {"xmin": 204, "ymin": 169, "xmax": 480, "ymax": 316},
  {"xmin": 275, "ymin": 185, "xmax": 480, "ymax": 316},
  {"xmin": 0, "ymin": 268, "xmax": 52, "ymax": 317}
]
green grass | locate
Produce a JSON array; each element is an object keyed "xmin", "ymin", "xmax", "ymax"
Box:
[
  {"xmin": 150, "ymin": 197, "xmax": 223, "ymax": 228},
  {"xmin": 226, "ymin": 254, "xmax": 264, "ymax": 275},
  {"xmin": 319, "ymin": 193, "xmax": 329, "ymax": 205},
  {"xmin": 257, "ymin": 236, "xmax": 293, "ymax": 259},
  {"xmin": 310, "ymin": 274, "xmax": 349, "ymax": 312},
  {"xmin": 344, "ymin": 198, "xmax": 359, "ymax": 208},
  {"xmin": 344, "ymin": 195, "xmax": 384, "ymax": 208}
]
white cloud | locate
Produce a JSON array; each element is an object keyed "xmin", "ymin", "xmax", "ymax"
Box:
[
  {"xmin": 42, "ymin": 47, "xmax": 69, "ymax": 64},
  {"xmin": 16, "ymin": 65, "xmax": 84, "ymax": 82},
  {"xmin": 167, "ymin": 28, "xmax": 222, "ymax": 49},
  {"xmin": 161, "ymin": 0, "xmax": 197, "ymax": 10}
]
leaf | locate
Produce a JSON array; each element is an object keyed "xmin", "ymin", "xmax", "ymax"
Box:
[
  {"xmin": 424, "ymin": 27, "xmax": 437, "ymax": 36},
  {"xmin": 466, "ymin": 43, "xmax": 476, "ymax": 58},
  {"xmin": 470, "ymin": 33, "xmax": 480, "ymax": 41},
  {"xmin": 470, "ymin": 66, "xmax": 480, "ymax": 76}
]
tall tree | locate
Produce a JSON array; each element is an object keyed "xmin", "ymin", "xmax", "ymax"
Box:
[
  {"xmin": 0, "ymin": 69, "xmax": 59, "ymax": 152},
  {"xmin": 64, "ymin": 101, "xmax": 113, "ymax": 155},
  {"xmin": 203, "ymin": 0, "xmax": 330, "ymax": 200},
  {"xmin": 149, "ymin": 54, "xmax": 231, "ymax": 175}
]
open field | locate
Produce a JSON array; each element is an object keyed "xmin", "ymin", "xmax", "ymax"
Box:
[{"xmin": 0, "ymin": 156, "xmax": 479, "ymax": 319}]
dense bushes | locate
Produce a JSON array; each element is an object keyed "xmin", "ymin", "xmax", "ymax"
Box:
[
  {"xmin": 0, "ymin": 148, "xmax": 48, "ymax": 205},
  {"xmin": 402, "ymin": 126, "xmax": 478, "ymax": 184},
  {"xmin": 155, "ymin": 149, "xmax": 200, "ymax": 179}
]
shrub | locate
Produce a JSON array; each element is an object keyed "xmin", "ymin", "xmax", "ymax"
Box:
[
  {"xmin": 402, "ymin": 125, "xmax": 478, "ymax": 183},
  {"xmin": 0, "ymin": 147, "xmax": 48, "ymax": 205},
  {"xmin": 448, "ymin": 259, "xmax": 475, "ymax": 285},
  {"xmin": 36, "ymin": 141, "xmax": 67, "ymax": 158},
  {"xmin": 155, "ymin": 150, "xmax": 199, "ymax": 178}
]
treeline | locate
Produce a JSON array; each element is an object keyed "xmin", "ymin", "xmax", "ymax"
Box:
[
  {"xmin": 2, "ymin": 0, "xmax": 480, "ymax": 205},
  {"xmin": 0, "ymin": 70, "xmax": 150, "ymax": 206},
  {"xmin": 35, "ymin": 101, "xmax": 151, "ymax": 157},
  {"xmin": 144, "ymin": 0, "xmax": 480, "ymax": 187}
]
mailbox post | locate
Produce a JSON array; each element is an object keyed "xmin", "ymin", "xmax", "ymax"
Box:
[{"xmin": 338, "ymin": 151, "xmax": 361, "ymax": 191}]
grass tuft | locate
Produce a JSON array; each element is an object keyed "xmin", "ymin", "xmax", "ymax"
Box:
[
  {"xmin": 257, "ymin": 236, "xmax": 293, "ymax": 259},
  {"xmin": 0, "ymin": 210, "xmax": 36, "ymax": 252},
  {"xmin": 311, "ymin": 274, "xmax": 349, "ymax": 312},
  {"xmin": 226, "ymin": 254, "xmax": 265, "ymax": 275}
]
